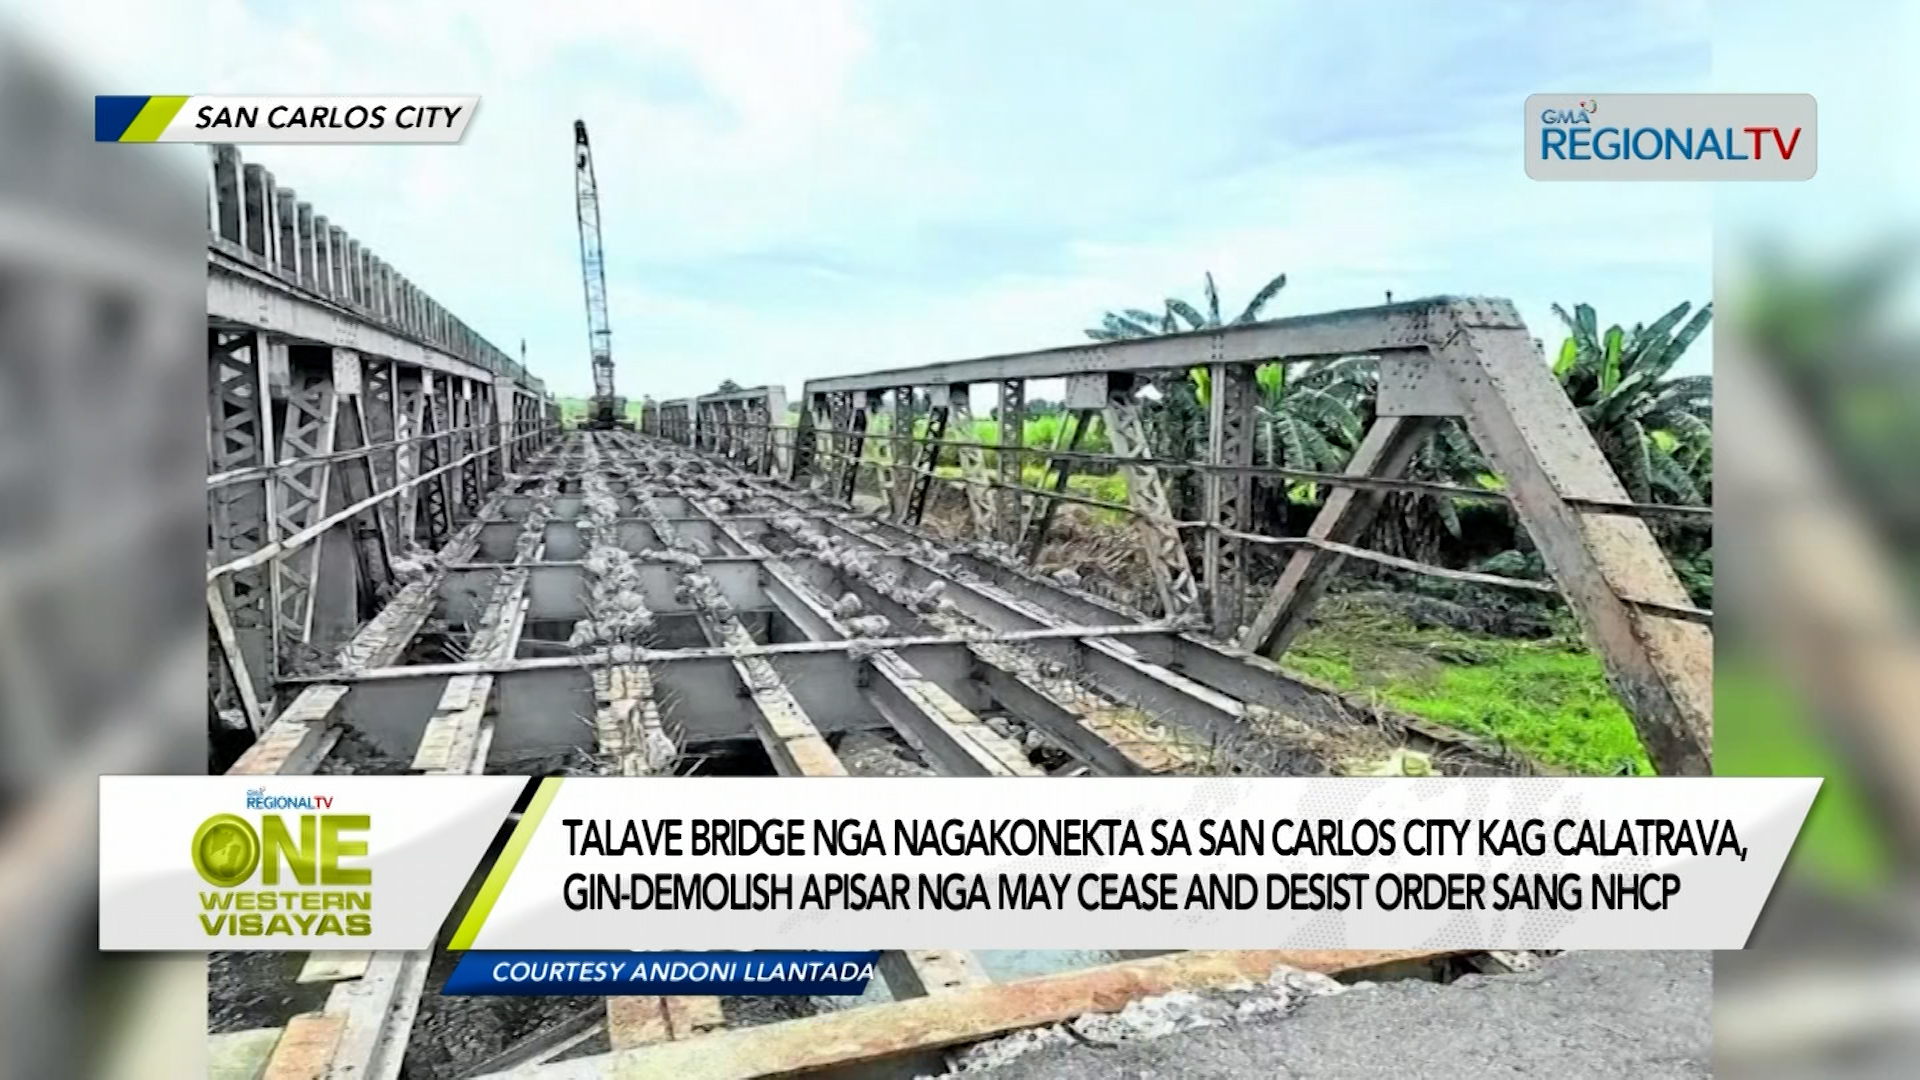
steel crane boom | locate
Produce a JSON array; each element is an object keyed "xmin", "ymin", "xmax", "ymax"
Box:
[{"xmin": 574, "ymin": 119, "xmax": 626, "ymax": 428}]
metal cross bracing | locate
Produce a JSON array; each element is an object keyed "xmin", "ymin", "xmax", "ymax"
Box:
[
  {"xmin": 215, "ymin": 426, "xmax": 1515, "ymax": 1080},
  {"xmin": 253, "ymin": 431, "xmax": 1500, "ymax": 781},
  {"xmin": 647, "ymin": 296, "xmax": 1713, "ymax": 778},
  {"xmin": 205, "ymin": 142, "xmax": 560, "ymax": 742}
]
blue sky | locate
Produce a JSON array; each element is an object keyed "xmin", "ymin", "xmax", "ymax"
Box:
[{"xmin": 33, "ymin": 0, "xmax": 1714, "ymax": 398}]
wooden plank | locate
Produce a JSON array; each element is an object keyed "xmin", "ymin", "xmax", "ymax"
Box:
[
  {"xmin": 259, "ymin": 1013, "xmax": 344, "ymax": 1080},
  {"xmin": 495, "ymin": 949, "xmax": 1456, "ymax": 1079},
  {"xmin": 608, "ymin": 996, "xmax": 727, "ymax": 1050},
  {"xmin": 606, "ymin": 997, "xmax": 671, "ymax": 1050},
  {"xmin": 662, "ymin": 996, "xmax": 727, "ymax": 1039},
  {"xmin": 295, "ymin": 951, "xmax": 371, "ymax": 983}
]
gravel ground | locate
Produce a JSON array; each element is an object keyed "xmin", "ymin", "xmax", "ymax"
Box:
[
  {"xmin": 962, "ymin": 951, "xmax": 1710, "ymax": 1080},
  {"xmin": 206, "ymin": 951, "xmax": 333, "ymax": 1033}
]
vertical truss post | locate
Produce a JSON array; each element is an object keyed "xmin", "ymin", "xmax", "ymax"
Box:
[
  {"xmin": 1104, "ymin": 374, "xmax": 1199, "ymax": 618},
  {"xmin": 362, "ymin": 357, "xmax": 400, "ymax": 547},
  {"xmin": 432, "ymin": 374, "xmax": 459, "ymax": 523},
  {"xmin": 1020, "ymin": 407, "xmax": 1093, "ymax": 564},
  {"xmin": 458, "ymin": 381, "xmax": 484, "ymax": 519},
  {"xmin": 394, "ymin": 368, "xmax": 423, "ymax": 545},
  {"xmin": 493, "ymin": 376, "xmax": 516, "ymax": 478},
  {"xmin": 477, "ymin": 382, "xmax": 498, "ymax": 495},
  {"xmin": 1430, "ymin": 299, "xmax": 1713, "ymax": 775},
  {"xmin": 996, "ymin": 379, "xmax": 1025, "ymax": 544},
  {"xmin": 888, "ymin": 388, "xmax": 914, "ymax": 518},
  {"xmin": 826, "ymin": 392, "xmax": 855, "ymax": 499},
  {"xmin": 271, "ymin": 362, "xmax": 339, "ymax": 659},
  {"xmin": 430, "ymin": 371, "xmax": 455, "ymax": 514},
  {"xmin": 415, "ymin": 371, "xmax": 451, "ymax": 548},
  {"xmin": 207, "ymin": 328, "xmax": 278, "ymax": 716},
  {"xmin": 763, "ymin": 385, "xmax": 790, "ymax": 477},
  {"xmin": 789, "ymin": 392, "xmax": 824, "ymax": 485},
  {"xmin": 1204, "ymin": 362, "xmax": 1257, "ymax": 636},
  {"xmin": 842, "ymin": 391, "xmax": 882, "ymax": 503},
  {"xmin": 744, "ymin": 398, "xmax": 767, "ymax": 473},
  {"xmin": 1241, "ymin": 415, "xmax": 1435, "ymax": 656},
  {"xmin": 326, "ymin": 349, "xmax": 395, "ymax": 615},
  {"xmin": 905, "ymin": 395, "xmax": 951, "ymax": 526},
  {"xmin": 946, "ymin": 385, "xmax": 997, "ymax": 540}
]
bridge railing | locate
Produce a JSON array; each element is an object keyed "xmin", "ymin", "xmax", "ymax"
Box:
[
  {"xmin": 205, "ymin": 143, "xmax": 542, "ymax": 394},
  {"xmin": 641, "ymin": 297, "xmax": 1715, "ymax": 776}
]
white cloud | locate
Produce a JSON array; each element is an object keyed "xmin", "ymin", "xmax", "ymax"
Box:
[{"xmin": 8, "ymin": 1, "xmax": 1714, "ymax": 397}]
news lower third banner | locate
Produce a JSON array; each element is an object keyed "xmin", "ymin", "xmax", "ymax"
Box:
[
  {"xmin": 95, "ymin": 96, "xmax": 479, "ymax": 143},
  {"xmin": 99, "ymin": 775, "xmax": 1817, "ymax": 954}
]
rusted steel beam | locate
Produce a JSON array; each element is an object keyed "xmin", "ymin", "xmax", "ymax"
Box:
[
  {"xmin": 227, "ymin": 485, "xmax": 520, "ymax": 775},
  {"xmin": 283, "ymin": 621, "xmax": 1188, "ymax": 684},
  {"xmin": 798, "ymin": 295, "xmax": 1467, "ymax": 392},
  {"xmin": 1205, "ymin": 362, "xmax": 1257, "ymax": 635},
  {"xmin": 1433, "ymin": 300, "xmax": 1712, "ymax": 775},
  {"xmin": 482, "ymin": 949, "xmax": 1459, "ymax": 1080},
  {"xmin": 1104, "ymin": 379, "xmax": 1198, "ymax": 618},
  {"xmin": 621, "ymin": 457, "xmax": 846, "ymax": 777},
  {"xmin": 1241, "ymin": 415, "xmax": 1439, "ymax": 658},
  {"xmin": 718, "ymin": 414, "xmax": 1712, "ymax": 525}
]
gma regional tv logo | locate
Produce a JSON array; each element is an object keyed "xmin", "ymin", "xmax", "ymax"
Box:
[
  {"xmin": 1525, "ymin": 93, "xmax": 1816, "ymax": 181},
  {"xmin": 192, "ymin": 789, "xmax": 372, "ymax": 938}
]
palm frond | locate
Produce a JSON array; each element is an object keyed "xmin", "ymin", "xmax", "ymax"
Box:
[
  {"xmin": 1103, "ymin": 312, "xmax": 1160, "ymax": 338},
  {"xmin": 1167, "ymin": 298, "xmax": 1208, "ymax": 331},
  {"xmin": 1234, "ymin": 273, "xmax": 1289, "ymax": 324},
  {"xmin": 1607, "ymin": 418, "xmax": 1653, "ymax": 503},
  {"xmin": 1640, "ymin": 303, "xmax": 1713, "ymax": 380},
  {"xmin": 1203, "ymin": 272, "xmax": 1222, "ymax": 327},
  {"xmin": 1554, "ymin": 336, "xmax": 1579, "ymax": 378},
  {"xmin": 1620, "ymin": 301, "xmax": 1692, "ymax": 373},
  {"xmin": 1647, "ymin": 440, "xmax": 1705, "ymax": 504}
]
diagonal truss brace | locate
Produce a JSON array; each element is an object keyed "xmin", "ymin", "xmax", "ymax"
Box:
[{"xmin": 1241, "ymin": 298, "xmax": 1712, "ymax": 775}]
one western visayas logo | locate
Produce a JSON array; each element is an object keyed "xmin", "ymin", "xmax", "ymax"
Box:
[{"xmin": 193, "ymin": 790, "xmax": 372, "ymax": 938}]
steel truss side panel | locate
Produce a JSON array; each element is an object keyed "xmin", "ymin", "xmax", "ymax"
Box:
[
  {"xmin": 996, "ymin": 379, "xmax": 1024, "ymax": 544},
  {"xmin": 362, "ymin": 356, "xmax": 401, "ymax": 548},
  {"xmin": 208, "ymin": 328, "xmax": 278, "ymax": 714},
  {"xmin": 1240, "ymin": 415, "xmax": 1437, "ymax": 656},
  {"xmin": 394, "ymin": 369, "xmax": 424, "ymax": 547},
  {"xmin": 888, "ymin": 389, "xmax": 913, "ymax": 518},
  {"xmin": 1433, "ymin": 301, "xmax": 1713, "ymax": 776},
  {"xmin": 946, "ymin": 385, "xmax": 997, "ymax": 540},
  {"xmin": 1204, "ymin": 363, "xmax": 1257, "ymax": 635},
  {"xmin": 1103, "ymin": 381, "xmax": 1198, "ymax": 619},
  {"xmin": 271, "ymin": 365, "xmax": 339, "ymax": 661}
]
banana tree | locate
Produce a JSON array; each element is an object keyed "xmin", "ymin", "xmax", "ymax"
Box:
[{"xmin": 1551, "ymin": 300, "xmax": 1713, "ymax": 504}]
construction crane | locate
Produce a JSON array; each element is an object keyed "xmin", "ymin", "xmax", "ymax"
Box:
[{"xmin": 574, "ymin": 119, "xmax": 628, "ymax": 429}]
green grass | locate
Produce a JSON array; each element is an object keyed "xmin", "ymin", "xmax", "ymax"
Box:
[
  {"xmin": 1280, "ymin": 606, "xmax": 1655, "ymax": 776},
  {"xmin": 1714, "ymin": 651, "xmax": 1890, "ymax": 891},
  {"xmin": 927, "ymin": 462, "xmax": 1131, "ymax": 522},
  {"xmin": 555, "ymin": 396, "xmax": 646, "ymax": 426}
]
